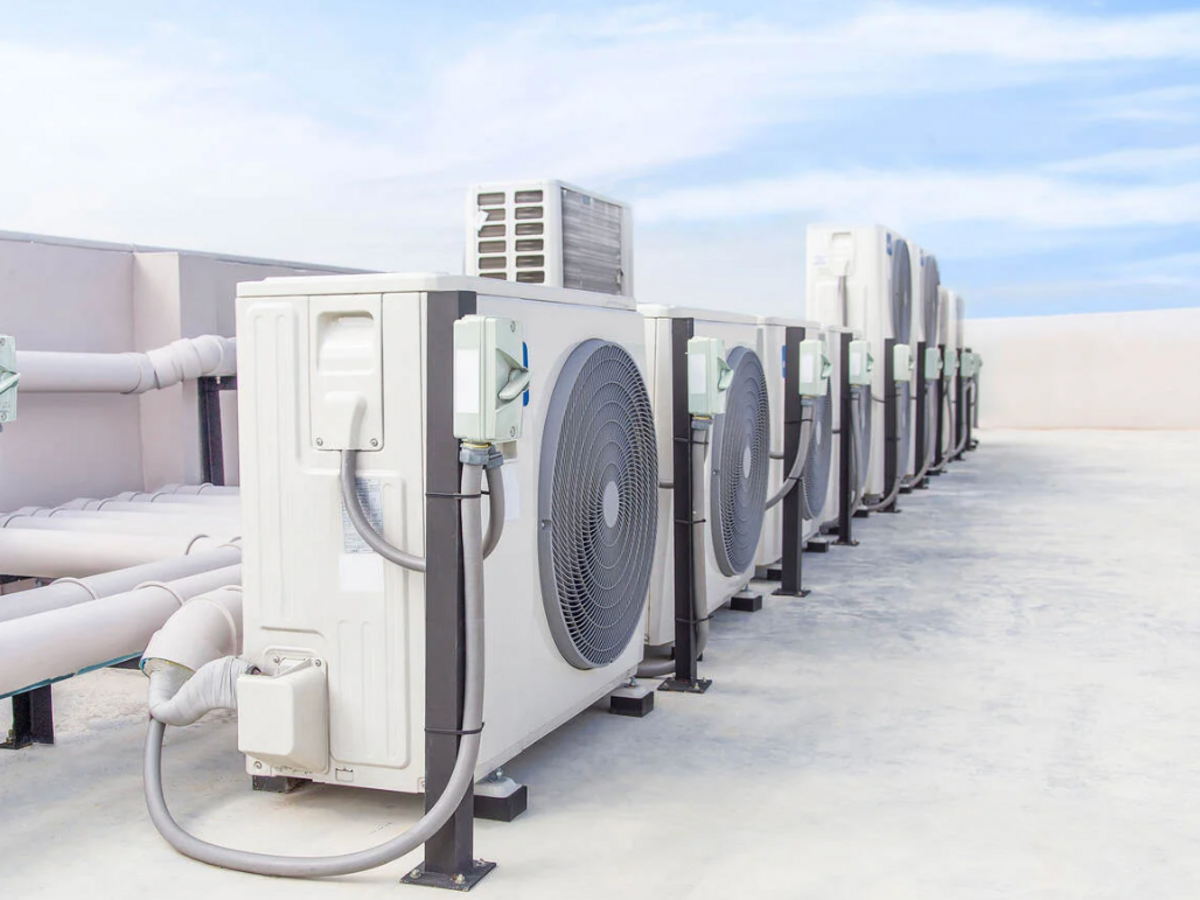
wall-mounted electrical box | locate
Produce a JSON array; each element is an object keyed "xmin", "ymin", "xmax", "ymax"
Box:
[
  {"xmin": 848, "ymin": 339, "xmax": 873, "ymax": 387},
  {"xmin": 0, "ymin": 336, "xmax": 17, "ymax": 426},
  {"xmin": 924, "ymin": 347, "xmax": 943, "ymax": 381},
  {"xmin": 893, "ymin": 344, "xmax": 914, "ymax": 383},
  {"xmin": 797, "ymin": 338, "xmax": 832, "ymax": 398},
  {"xmin": 453, "ymin": 315, "xmax": 531, "ymax": 444},
  {"xmin": 687, "ymin": 336, "xmax": 732, "ymax": 416},
  {"xmin": 238, "ymin": 660, "xmax": 330, "ymax": 774}
]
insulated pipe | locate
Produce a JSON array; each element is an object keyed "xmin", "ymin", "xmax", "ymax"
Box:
[
  {"xmin": 17, "ymin": 336, "xmax": 236, "ymax": 394},
  {"xmin": 3, "ymin": 517, "xmax": 240, "ymax": 540},
  {"xmin": 0, "ymin": 531, "xmax": 231, "ymax": 579},
  {"xmin": 143, "ymin": 460, "xmax": 490, "ymax": 878},
  {"xmin": 0, "ymin": 545, "xmax": 242, "ymax": 624},
  {"xmin": 102, "ymin": 493, "xmax": 239, "ymax": 506},
  {"xmin": 22, "ymin": 509, "xmax": 238, "ymax": 526},
  {"xmin": 0, "ymin": 566, "xmax": 241, "ymax": 698},
  {"xmin": 482, "ymin": 462, "xmax": 505, "ymax": 559},
  {"xmin": 144, "ymin": 587, "xmax": 244, "ymax": 678},
  {"xmin": 69, "ymin": 501, "xmax": 240, "ymax": 516},
  {"xmin": 157, "ymin": 484, "xmax": 240, "ymax": 497}
]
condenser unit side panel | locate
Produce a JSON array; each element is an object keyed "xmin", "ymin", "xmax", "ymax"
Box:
[
  {"xmin": 237, "ymin": 289, "xmax": 428, "ymax": 794},
  {"xmin": 756, "ymin": 321, "xmax": 788, "ymax": 568}
]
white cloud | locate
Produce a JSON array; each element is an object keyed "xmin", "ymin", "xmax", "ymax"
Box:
[
  {"xmin": 1048, "ymin": 144, "xmax": 1200, "ymax": 174},
  {"xmin": 639, "ymin": 169, "xmax": 1200, "ymax": 231},
  {"xmin": 1086, "ymin": 84, "xmax": 1200, "ymax": 124},
  {"xmin": 1, "ymin": 2, "xmax": 1199, "ymax": 271}
]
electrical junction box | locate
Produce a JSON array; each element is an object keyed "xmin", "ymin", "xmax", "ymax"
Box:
[
  {"xmin": 944, "ymin": 350, "xmax": 960, "ymax": 378},
  {"xmin": 238, "ymin": 659, "xmax": 330, "ymax": 774},
  {"xmin": 453, "ymin": 315, "xmax": 531, "ymax": 443},
  {"xmin": 848, "ymin": 339, "xmax": 873, "ymax": 387},
  {"xmin": 961, "ymin": 351, "xmax": 981, "ymax": 379},
  {"xmin": 797, "ymin": 338, "xmax": 831, "ymax": 398},
  {"xmin": 0, "ymin": 336, "xmax": 16, "ymax": 426},
  {"xmin": 924, "ymin": 347, "xmax": 943, "ymax": 381},
  {"xmin": 893, "ymin": 344, "xmax": 914, "ymax": 383},
  {"xmin": 687, "ymin": 336, "xmax": 733, "ymax": 416}
]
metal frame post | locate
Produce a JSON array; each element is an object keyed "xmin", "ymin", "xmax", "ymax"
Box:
[
  {"xmin": 660, "ymin": 317, "xmax": 710, "ymax": 694},
  {"xmin": 933, "ymin": 342, "xmax": 947, "ymax": 472},
  {"xmin": 774, "ymin": 326, "xmax": 810, "ymax": 597},
  {"xmin": 881, "ymin": 337, "xmax": 900, "ymax": 513},
  {"xmin": 835, "ymin": 332, "xmax": 857, "ymax": 546},
  {"xmin": 1, "ymin": 685, "xmax": 54, "ymax": 750},
  {"xmin": 404, "ymin": 290, "xmax": 495, "ymax": 891},
  {"xmin": 911, "ymin": 339, "xmax": 928, "ymax": 491},
  {"xmin": 953, "ymin": 349, "xmax": 967, "ymax": 460},
  {"xmin": 197, "ymin": 374, "xmax": 238, "ymax": 486}
]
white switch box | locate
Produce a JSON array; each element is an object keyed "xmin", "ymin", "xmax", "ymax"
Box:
[
  {"xmin": 0, "ymin": 335, "xmax": 17, "ymax": 425},
  {"xmin": 893, "ymin": 344, "xmax": 914, "ymax": 383},
  {"xmin": 453, "ymin": 315, "xmax": 530, "ymax": 443},
  {"xmin": 797, "ymin": 338, "xmax": 831, "ymax": 398},
  {"xmin": 924, "ymin": 347, "xmax": 943, "ymax": 381},
  {"xmin": 687, "ymin": 336, "xmax": 732, "ymax": 416},
  {"xmin": 848, "ymin": 340, "xmax": 873, "ymax": 387}
]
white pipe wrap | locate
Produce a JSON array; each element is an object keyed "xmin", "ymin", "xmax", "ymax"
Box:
[
  {"xmin": 142, "ymin": 586, "xmax": 243, "ymax": 674},
  {"xmin": 0, "ymin": 530, "xmax": 230, "ymax": 578},
  {"xmin": 147, "ymin": 657, "xmax": 254, "ymax": 727},
  {"xmin": 0, "ymin": 545, "xmax": 241, "ymax": 624},
  {"xmin": 4, "ymin": 517, "xmax": 240, "ymax": 539},
  {"xmin": 0, "ymin": 567, "xmax": 241, "ymax": 697},
  {"xmin": 16, "ymin": 336, "xmax": 236, "ymax": 394}
]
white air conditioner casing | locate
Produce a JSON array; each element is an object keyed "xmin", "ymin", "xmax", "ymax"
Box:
[
  {"xmin": 639, "ymin": 306, "xmax": 768, "ymax": 649},
  {"xmin": 806, "ymin": 224, "xmax": 914, "ymax": 505},
  {"xmin": 911, "ymin": 249, "xmax": 941, "ymax": 478},
  {"xmin": 754, "ymin": 316, "xmax": 825, "ymax": 569},
  {"xmin": 236, "ymin": 273, "xmax": 658, "ymax": 793},
  {"xmin": 466, "ymin": 180, "xmax": 634, "ymax": 297}
]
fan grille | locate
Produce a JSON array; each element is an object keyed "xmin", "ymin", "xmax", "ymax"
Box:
[
  {"xmin": 803, "ymin": 385, "xmax": 833, "ymax": 522},
  {"xmin": 710, "ymin": 347, "xmax": 770, "ymax": 577},
  {"xmin": 538, "ymin": 340, "xmax": 658, "ymax": 669}
]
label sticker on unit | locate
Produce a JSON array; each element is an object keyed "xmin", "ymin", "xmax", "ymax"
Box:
[
  {"xmin": 500, "ymin": 463, "xmax": 521, "ymax": 521},
  {"xmin": 850, "ymin": 354, "xmax": 862, "ymax": 377},
  {"xmin": 688, "ymin": 354, "xmax": 707, "ymax": 393},
  {"xmin": 454, "ymin": 348, "xmax": 480, "ymax": 415},
  {"xmin": 342, "ymin": 477, "xmax": 383, "ymax": 553},
  {"xmin": 801, "ymin": 354, "xmax": 816, "ymax": 384}
]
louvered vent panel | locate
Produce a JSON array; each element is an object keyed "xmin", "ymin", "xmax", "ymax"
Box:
[{"xmin": 561, "ymin": 187, "xmax": 623, "ymax": 295}]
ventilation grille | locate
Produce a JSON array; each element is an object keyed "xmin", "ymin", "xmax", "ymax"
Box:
[
  {"xmin": 923, "ymin": 256, "xmax": 941, "ymax": 344},
  {"xmin": 710, "ymin": 347, "xmax": 770, "ymax": 578},
  {"xmin": 561, "ymin": 188, "xmax": 624, "ymax": 295},
  {"xmin": 474, "ymin": 189, "xmax": 548, "ymax": 284},
  {"xmin": 538, "ymin": 340, "xmax": 658, "ymax": 669},
  {"xmin": 891, "ymin": 239, "xmax": 912, "ymax": 344},
  {"xmin": 803, "ymin": 386, "xmax": 833, "ymax": 522}
]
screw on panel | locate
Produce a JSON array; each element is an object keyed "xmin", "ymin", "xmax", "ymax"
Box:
[
  {"xmin": 370, "ymin": 438, "xmax": 379, "ymax": 447},
  {"xmin": 315, "ymin": 438, "xmax": 324, "ymax": 447}
]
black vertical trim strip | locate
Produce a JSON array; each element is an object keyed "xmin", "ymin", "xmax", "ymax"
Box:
[
  {"xmin": 423, "ymin": 290, "xmax": 477, "ymax": 877},
  {"xmin": 672, "ymin": 317, "xmax": 698, "ymax": 683},
  {"xmin": 883, "ymin": 337, "xmax": 898, "ymax": 512},
  {"xmin": 837, "ymin": 332, "xmax": 855, "ymax": 544},
  {"xmin": 778, "ymin": 326, "xmax": 805, "ymax": 594},
  {"xmin": 935, "ymin": 342, "xmax": 947, "ymax": 469},
  {"xmin": 914, "ymin": 340, "xmax": 927, "ymax": 475}
]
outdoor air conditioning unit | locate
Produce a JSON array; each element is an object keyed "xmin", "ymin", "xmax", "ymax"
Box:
[
  {"xmin": 806, "ymin": 224, "xmax": 914, "ymax": 512},
  {"xmin": 466, "ymin": 180, "xmax": 634, "ymax": 296},
  {"xmin": 233, "ymin": 272, "xmax": 659, "ymax": 793},
  {"xmin": 755, "ymin": 316, "xmax": 830, "ymax": 571},
  {"xmin": 639, "ymin": 306, "xmax": 770, "ymax": 648}
]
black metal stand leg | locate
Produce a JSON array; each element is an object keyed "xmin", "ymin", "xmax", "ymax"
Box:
[
  {"xmin": 2, "ymin": 686, "xmax": 54, "ymax": 750},
  {"xmin": 661, "ymin": 317, "xmax": 711, "ymax": 696},
  {"xmin": 774, "ymin": 326, "xmax": 811, "ymax": 598},
  {"xmin": 835, "ymin": 332, "xmax": 857, "ymax": 546}
]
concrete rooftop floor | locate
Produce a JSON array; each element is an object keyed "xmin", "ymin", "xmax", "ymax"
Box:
[{"xmin": 2, "ymin": 428, "xmax": 1198, "ymax": 899}]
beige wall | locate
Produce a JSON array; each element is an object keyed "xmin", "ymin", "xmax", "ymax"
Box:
[
  {"xmin": 967, "ymin": 307, "xmax": 1200, "ymax": 430},
  {"xmin": 0, "ymin": 233, "xmax": 356, "ymax": 510}
]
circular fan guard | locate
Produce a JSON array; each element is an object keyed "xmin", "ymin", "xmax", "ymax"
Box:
[
  {"xmin": 538, "ymin": 340, "xmax": 658, "ymax": 670},
  {"xmin": 710, "ymin": 347, "xmax": 769, "ymax": 577}
]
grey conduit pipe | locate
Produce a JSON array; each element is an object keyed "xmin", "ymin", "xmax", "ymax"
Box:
[
  {"xmin": 144, "ymin": 456, "xmax": 491, "ymax": 878},
  {"xmin": 482, "ymin": 462, "xmax": 505, "ymax": 559},
  {"xmin": 765, "ymin": 403, "xmax": 815, "ymax": 511},
  {"xmin": 638, "ymin": 423, "xmax": 711, "ymax": 678},
  {"xmin": 930, "ymin": 384, "xmax": 971, "ymax": 474},
  {"xmin": 861, "ymin": 387, "xmax": 906, "ymax": 513},
  {"xmin": 339, "ymin": 449, "xmax": 426, "ymax": 573}
]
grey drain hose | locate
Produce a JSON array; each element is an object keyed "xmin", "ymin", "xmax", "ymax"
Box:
[
  {"xmin": 340, "ymin": 450, "xmax": 426, "ymax": 573},
  {"xmin": 638, "ymin": 423, "xmax": 711, "ymax": 678},
  {"xmin": 144, "ymin": 460, "xmax": 490, "ymax": 878},
  {"xmin": 482, "ymin": 463, "xmax": 504, "ymax": 559},
  {"xmin": 765, "ymin": 406, "xmax": 815, "ymax": 511}
]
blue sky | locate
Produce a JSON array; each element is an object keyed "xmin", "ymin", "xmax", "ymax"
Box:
[{"xmin": 1, "ymin": 1, "xmax": 1198, "ymax": 318}]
